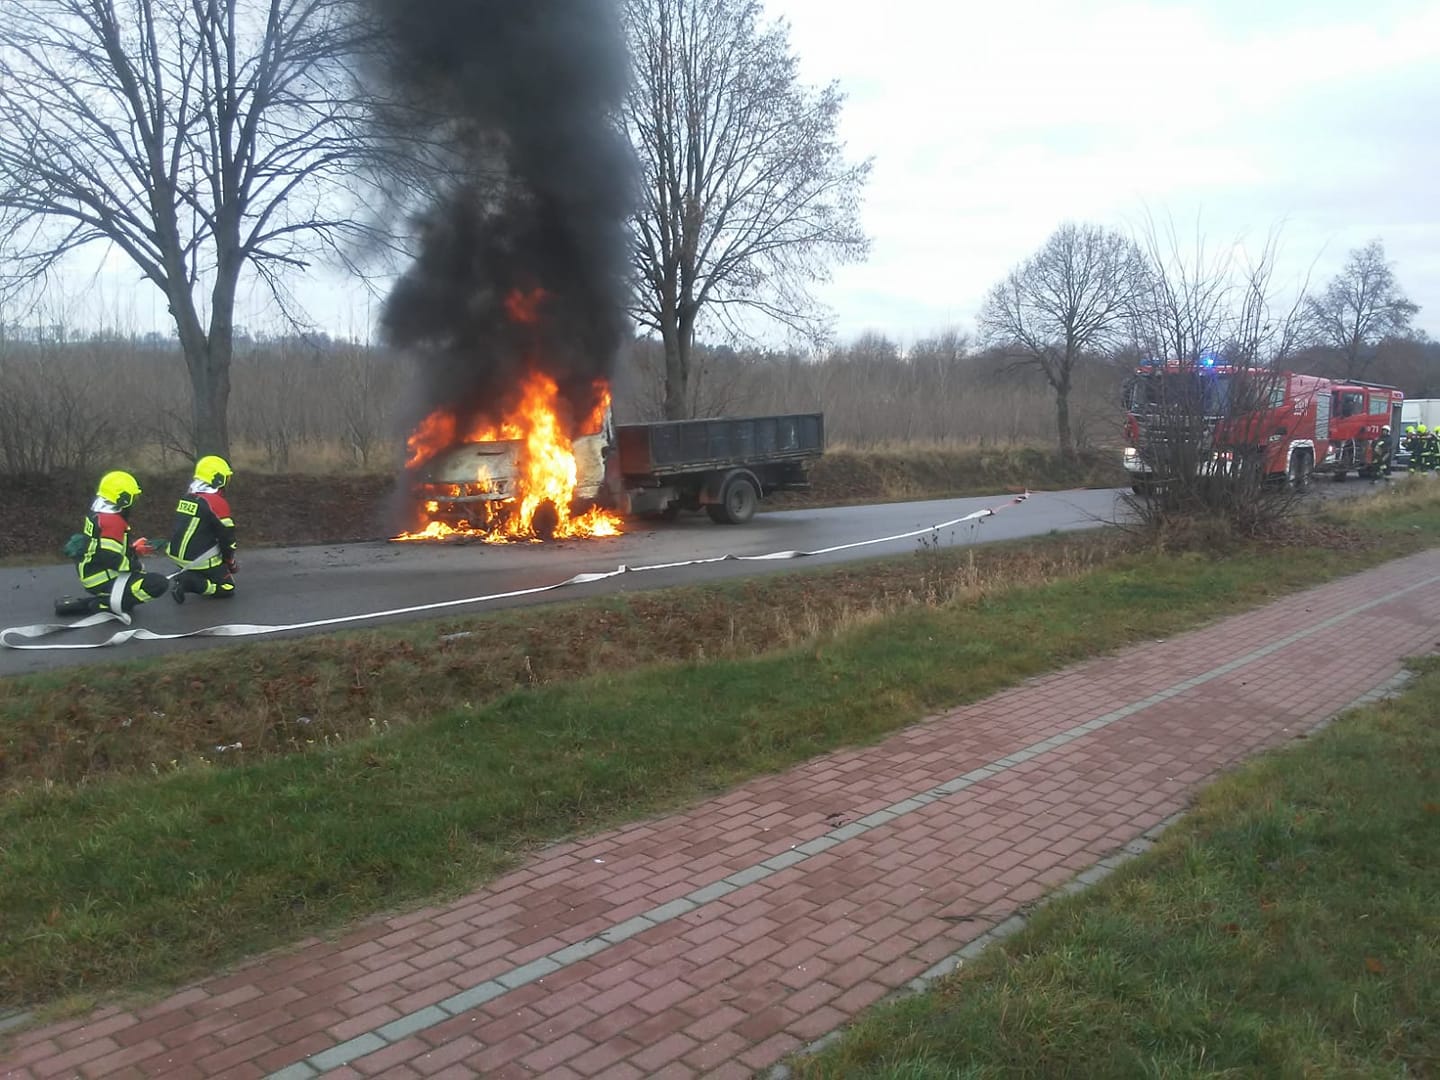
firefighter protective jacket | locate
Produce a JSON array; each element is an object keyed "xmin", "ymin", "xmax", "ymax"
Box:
[
  {"xmin": 168, "ymin": 485, "xmax": 237, "ymax": 570},
  {"xmin": 77, "ymin": 501, "xmax": 141, "ymax": 589}
]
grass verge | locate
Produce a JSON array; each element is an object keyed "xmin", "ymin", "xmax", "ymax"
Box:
[
  {"xmin": 0, "ymin": 499, "xmax": 1437, "ymax": 1010},
  {"xmin": 794, "ymin": 658, "xmax": 1440, "ymax": 1078}
]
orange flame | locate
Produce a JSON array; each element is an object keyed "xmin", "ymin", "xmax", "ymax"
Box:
[
  {"xmin": 404, "ymin": 410, "xmax": 457, "ymax": 469},
  {"xmin": 397, "ymin": 369, "xmax": 622, "ymax": 543},
  {"xmin": 504, "ymin": 287, "xmax": 546, "ymax": 325},
  {"xmin": 581, "ymin": 378, "xmax": 611, "ymax": 435}
]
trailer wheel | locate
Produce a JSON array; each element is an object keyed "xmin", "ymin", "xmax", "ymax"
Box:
[{"xmin": 707, "ymin": 475, "xmax": 759, "ymax": 525}]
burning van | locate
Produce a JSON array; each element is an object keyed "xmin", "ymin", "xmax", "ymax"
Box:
[{"xmin": 400, "ymin": 372, "xmax": 621, "ymax": 542}]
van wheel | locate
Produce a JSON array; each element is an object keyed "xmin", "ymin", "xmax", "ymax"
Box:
[
  {"xmin": 532, "ymin": 500, "xmax": 559, "ymax": 541},
  {"xmin": 707, "ymin": 475, "xmax": 759, "ymax": 524}
]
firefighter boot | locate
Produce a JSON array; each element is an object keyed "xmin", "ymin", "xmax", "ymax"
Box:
[
  {"xmin": 172, "ymin": 570, "xmax": 200, "ymax": 604},
  {"xmin": 54, "ymin": 594, "xmax": 103, "ymax": 617}
]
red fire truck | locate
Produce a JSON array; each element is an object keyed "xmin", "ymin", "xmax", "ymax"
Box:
[{"xmin": 1122, "ymin": 356, "xmax": 1403, "ymax": 492}]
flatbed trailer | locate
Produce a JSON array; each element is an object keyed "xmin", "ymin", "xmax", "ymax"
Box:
[{"xmin": 612, "ymin": 413, "xmax": 825, "ymax": 524}]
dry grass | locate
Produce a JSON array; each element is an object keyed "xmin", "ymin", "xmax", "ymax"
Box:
[{"xmin": 773, "ymin": 445, "xmax": 1124, "ymax": 509}]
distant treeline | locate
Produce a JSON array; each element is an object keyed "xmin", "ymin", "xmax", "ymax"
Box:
[{"xmin": 1, "ymin": 326, "xmax": 1435, "ymax": 475}]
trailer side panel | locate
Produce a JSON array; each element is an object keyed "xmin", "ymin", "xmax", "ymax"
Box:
[{"xmin": 616, "ymin": 414, "xmax": 825, "ymax": 477}]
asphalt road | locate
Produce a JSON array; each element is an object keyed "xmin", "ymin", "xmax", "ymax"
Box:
[{"xmin": 0, "ymin": 487, "xmax": 1126, "ymax": 675}]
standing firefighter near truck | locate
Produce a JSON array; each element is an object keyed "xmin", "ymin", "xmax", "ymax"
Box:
[
  {"xmin": 54, "ymin": 471, "xmax": 170, "ymax": 617},
  {"xmin": 1372, "ymin": 426, "xmax": 1393, "ymax": 480},
  {"xmin": 166, "ymin": 456, "xmax": 239, "ymax": 603}
]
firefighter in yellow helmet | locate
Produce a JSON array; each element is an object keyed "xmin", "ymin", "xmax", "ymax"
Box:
[
  {"xmin": 166, "ymin": 455, "xmax": 239, "ymax": 602},
  {"xmin": 1424, "ymin": 425, "xmax": 1440, "ymax": 472},
  {"xmin": 1404, "ymin": 426, "xmax": 1421, "ymax": 472},
  {"xmin": 54, "ymin": 471, "xmax": 169, "ymax": 617}
]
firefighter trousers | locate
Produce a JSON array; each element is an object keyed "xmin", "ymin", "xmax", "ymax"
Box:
[
  {"xmin": 172, "ymin": 565, "xmax": 236, "ymax": 601},
  {"xmin": 55, "ymin": 570, "xmax": 170, "ymax": 617}
]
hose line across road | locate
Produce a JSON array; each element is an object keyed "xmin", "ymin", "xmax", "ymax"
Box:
[
  {"xmin": 0, "ymin": 488, "xmax": 1114, "ymax": 675},
  {"xmin": 4, "ymin": 547, "xmax": 1437, "ymax": 1079}
]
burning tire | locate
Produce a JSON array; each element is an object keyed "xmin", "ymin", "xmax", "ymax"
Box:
[{"xmin": 532, "ymin": 500, "xmax": 560, "ymax": 541}]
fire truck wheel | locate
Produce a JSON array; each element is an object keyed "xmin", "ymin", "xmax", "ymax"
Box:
[{"xmin": 1288, "ymin": 451, "xmax": 1313, "ymax": 492}]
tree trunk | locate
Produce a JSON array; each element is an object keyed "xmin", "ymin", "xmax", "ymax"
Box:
[
  {"xmin": 1055, "ymin": 384, "xmax": 1076, "ymax": 461},
  {"xmin": 663, "ymin": 305, "xmax": 696, "ymax": 420},
  {"xmin": 192, "ymin": 262, "xmax": 240, "ymax": 457},
  {"xmin": 190, "ymin": 342, "xmax": 232, "ymax": 458}
]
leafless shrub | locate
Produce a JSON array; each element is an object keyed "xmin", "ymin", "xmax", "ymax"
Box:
[
  {"xmin": 0, "ymin": 329, "xmax": 147, "ymax": 473},
  {"xmin": 1121, "ymin": 219, "xmax": 1312, "ymax": 541},
  {"xmin": 614, "ymin": 331, "xmax": 1125, "ymax": 449}
]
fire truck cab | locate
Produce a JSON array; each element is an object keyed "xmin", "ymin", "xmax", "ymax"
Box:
[{"xmin": 1322, "ymin": 381, "xmax": 1404, "ymax": 479}]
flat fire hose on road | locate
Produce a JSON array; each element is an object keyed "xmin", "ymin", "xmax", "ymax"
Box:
[{"xmin": 1, "ymin": 492, "xmax": 1030, "ymax": 651}]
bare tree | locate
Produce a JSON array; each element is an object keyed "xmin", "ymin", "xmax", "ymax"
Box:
[
  {"xmin": 622, "ymin": 0, "xmax": 871, "ymax": 419},
  {"xmin": 1123, "ymin": 221, "xmax": 1312, "ymax": 538},
  {"xmin": 0, "ymin": 0, "xmax": 393, "ymax": 456},
  {"xmin": 979, "ymin": 222, "xmax": 1147, "ymax": 459},
  {"xmin": 1305, "ymin": 239, "xmax": 1419, "ymax": 379}
]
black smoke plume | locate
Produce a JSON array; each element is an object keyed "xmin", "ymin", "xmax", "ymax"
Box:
[{"xmin": 368, "ymin": 0, "xmax": 636, "ymax": 446}]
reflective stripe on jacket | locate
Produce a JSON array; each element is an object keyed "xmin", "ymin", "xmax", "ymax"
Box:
[
  {"xmin": 77, "ymin": 510, "xmax": 132, "ymax": 588},
  {"xmin": 168, "ymin": 489, "xmax": 236, "ymax": 569}
]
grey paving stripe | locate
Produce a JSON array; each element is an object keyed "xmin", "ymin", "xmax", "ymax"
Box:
[{"xmin": 267, "ymin": 570, "xmax": 1440, "ymax": 1078}]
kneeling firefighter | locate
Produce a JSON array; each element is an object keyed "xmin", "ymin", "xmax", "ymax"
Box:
[
  {"xmin": 167, "ymin": 455, "xmax": 238, "ymax": 602},
  {"xmin": 54, "ymin": 471, "xmax": 169, "ymax": 617}
]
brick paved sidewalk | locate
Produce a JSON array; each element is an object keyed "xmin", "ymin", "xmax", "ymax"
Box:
[{"xmin": 6, "ymin": 550, "xmax": 1439, "ymax": 1080}]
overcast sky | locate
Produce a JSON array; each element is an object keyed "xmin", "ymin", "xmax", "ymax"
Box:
[
  {"xmin": 57, "ymin": 0, "xmax": 1440, "ymax": 347},
  {"xmin": 776, "ymin": 0, "xmax": 1440, "ymax": 345}
]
